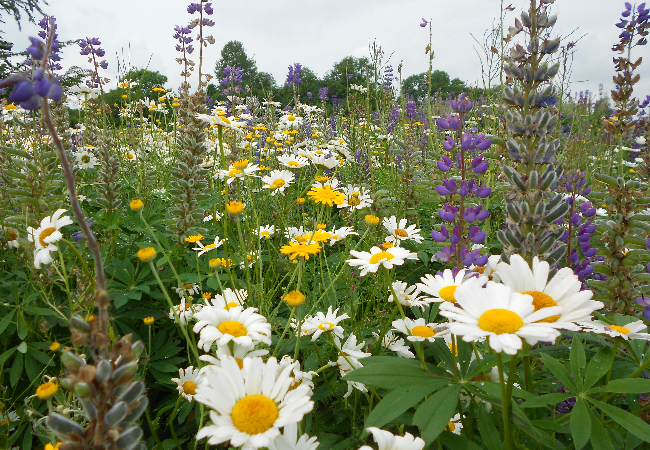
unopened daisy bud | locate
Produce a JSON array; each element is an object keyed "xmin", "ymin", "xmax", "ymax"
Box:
[
  {"xmin": 209, "ymin": 258, "xmax": 223, "ymax": 269},
  {"xmin": 129, "ymin": 199, "xmax": 144, "ymax": 212},
  {"xmin": 316, "ymin": 223, "xmax": 327, "ymax": 229},
  {"xmin": 365, "ymin": 214, "xmax": 380, "ymax": 226},
  {"xmin": 137, "ymin": 247, "xmax": 157, "ymax": 262},
  {"xmin": 36, "ymin": 380, "xmax": 58, "ymax": 399},
  {"xmin": 283, "ymin": 290, "xmax": 306, "ymax": 307},
  {"xmin": 296, "ymin": 197, "xmax": 306, "ymax": 204},
  {"xmin": 143, "ymin": 317, "xmax": 155, "ymax": 325},
  {"xmin": 226, "ymin": 200, "xmax": 245, "ymax": 215},
  {"xmin": 49, "ymin": 342, "xmax": 60, "ymax": 351}
]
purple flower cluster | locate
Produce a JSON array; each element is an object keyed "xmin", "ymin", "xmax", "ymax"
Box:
[
  {"xmin": 383, "ymin": 65, "xmax": 394, "ymax": 89},
  {"xmin": 286, "ymin": 63, "xmax": 302, "ymax": 87},
  {"xmin": 221, "ymin": 65, "xmax": 243, "ymax": 96},
  {"xmin": 0, "ymin": 35, "xmax": 62, "ymax": 110},
  {"xmin": 187, "ymin": 2, "xmax": 213, "ymax": 15},
  {"xmin": 79, "ymin": 38, "xmax": 108, "ymax": 70},
  {"xmin": 37, "ymin": 16, "xmax": 62, "ymax": 72},
  {"xmin": 617, "ymin": 2, "xmax": 649, "ymax": 43},
  {"xmin": 318, "ymin": 87, "xmax": 329, "ymax": 101},
  {"xmin": 173, "ymin": 25, "xmax": 194, "ymax": 54},
  {"xmin": 559, "ymin": 171, "xmax": 597, "ymax": 281},
  {"xmin": 431, "ymin": 93, "xmax": 492, "ymax": 267}
]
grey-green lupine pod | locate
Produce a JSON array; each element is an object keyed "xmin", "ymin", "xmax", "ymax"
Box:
[
  {"xmin": 115, "ymin": 426, "xmax": 143, "ymax": 450},
  {"xmin": 122, "ymin": 396, "xmax": 149, "ymax": 425},
  {"xmin": 104, "ymin": 401, "xmax": 128, "ymax": 428},
  {"xmin": 46, "ymin": 413, "xmax": 86, "ymax": 440},
  {"xmin": 96, "ymin": 359, "xmax": 112, "ymax": 383},
  {"xmin": 117, "ymin": 381, "xmax": 145, "ymax": 405}
]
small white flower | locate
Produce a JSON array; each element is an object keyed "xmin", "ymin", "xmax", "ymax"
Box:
[
  {"xmin": 74, "ymin": 148, "xmax": 99, "ymax": 169},
  {"xmin": 382, "ymin": 216, "xmax": 424, "ymax": 244},
  {"xmin": 193, "ymin": 236, "xmax": 226, "ymax": 256},
  {"xmin": 339, "ymin": 185, "xmax": 373, "ymax": 210},
  {"xmin": 388, "ymin": 281, "xmax": 432, "ymax": 309},
  {"xmin": 27, "ymin": 209, "xmax": 73, "ymax": 269},
  {"xmin": 262, "ymin": 170, "xmax": 295, "ymax": 195},
  {"xmin": 256, "ymin": 225, "xmax": 276, "ymax": 239},
  {"xmin": 171, "ymin": 366, "xmax": 206, "ymax": 401},
  {"xmin": 193, "ymin": 306, "xmax": 272, "ymax": 350},
  {"xmin": 169, "ymin": 298, "xmax": 202, "ymax": 326},
  {"xmin": 417, "ymin": 269, "xmax": 486, "ymax": 304},
  {"xmin": 206, "ymin": 288, "xmax": 248, "ymax": 309},
  {"xmin": 329, "ymin": 334, "xmax": 371, "ymax": 398},
  {"xmin": 347, "ymin": 246, "xmax": 418, "ymax": 277},
  {"xmin": 301, "ymin": 307, "xmax": 350, "ymax": 341},
  {"xmin": 269, "ymin": 422, "xmax": 319, "ymax": 450},
  {"xmin": 392, "ymin": 318, "xmax": 450, "ymax": 343},
  {"xmin": 173, "ymin": 283, "xmax": 200, "ymax": 298},
  {"xmin": 358, "ymin": 427, "xmax": 425, "ymax": 450},
  {"xmin": 372, "ymin": 330, "xmax": 414, "ymax": 358},
  {"xmin": 278, "ymin": 154, "xmax": 310, "ymax": 169},
  {"xmin": 328, "ymin": 226, "xmax": 358, "ymax": 245},
  {"xmin": 580, "ymin": 319, "xmax": 650, "ymax": 340}
]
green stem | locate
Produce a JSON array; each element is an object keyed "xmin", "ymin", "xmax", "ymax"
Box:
[
  {"xmin": 145, "ymin": 408, "xmax": 163, "ymax": 449},
  {"xmin": 168, "ymin": 396, "xmax": 183, "ymax": 450},
  {"xmin": 496, "ymin": 352, "xmax": 514, "ymax": 450}
]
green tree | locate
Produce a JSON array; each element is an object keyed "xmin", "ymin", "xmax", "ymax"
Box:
[
  {"xmin": 322, "ymin": 56, "xmax": 369, "ymax": 101},
  {"xmin": 1, "ymin": 0, "xmax": 46, "ymax": 32},
  {"xmin": 122, "ymin": 68, "xmax": 168, "ymax": 99},
  {"xmin": 214, "ymin": 40, "xmax": 258, "ymax": 94},
  {"xmin": 401, "ymin": 70, "xmax": 466, "ymax": 101}
]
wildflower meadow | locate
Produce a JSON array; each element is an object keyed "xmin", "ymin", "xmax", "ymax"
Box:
[{"xmin": 2, "ymin": 0, "xmax": 650, "ymax": 449}]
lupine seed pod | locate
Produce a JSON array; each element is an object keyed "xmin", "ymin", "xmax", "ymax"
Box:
[
  {"xmin": 96, "ymin": 359, "xmax": 112, "ymax": 383},
  {"xmin": 46, "ymin": 413, "xmax": 86, "ymax": 440},
  {"xmin": 115, "ymin": 426, "xmax": 144, "ymax": 450},
  {"xmin": 61, "ymin": 351, "xmax": 86, "ymax": 373},
  {"xmin": 117, "ymin": 381, "xmax": 145, "ymax": 405},
  {"xmin": 104, "ymin": 401, "xmax": 128, "ymax": 428},
  {"xmin": 111, "ymin": 361, "xmax": 138, "ymax": 384}
]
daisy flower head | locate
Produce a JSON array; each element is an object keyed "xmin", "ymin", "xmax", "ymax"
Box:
[
  {"xmin": 173, "ymin": 283, "xmax": 201, "ymax": 298},
  {"xmin": 74, "ymin": 148, "xmax": 99, "ymax": 169},
  {"xmin": 215, "ymin": 159, "xmax": 260, "ymax": 184},
  {"xmin": 392, "ymin": 318, "xmax": 450, "ymax": 343},
  {"xmin": 257, "ymin": 225, "xmax": 276, "ymax": 239},
  {"xmin": 328, "ymin": 226, "xmax": 358, "ymax": 245},
  {"xmin": 447, "ymin": 414, "xmax": 464, "ymax": 435},
  {"xmin": 199, "ymin": 344, "xmax": 269, "ymax": 375},
  {"xmin": 382, "ymin": 216, "xmax": 424, "ymax": 244},
  {"xmin": 171, "ymin": 366, "xmax": 205, "ymax": 401},
  {"xmin": 193, "ymin": 306, "xmax": 272, "ymax": 351},
  {"xmin": 280, "ymin": 241, "xmax": 322, "ymax": 260},
  {"xmin": 580, "ymin": 319, "xmax": 650, "ymax": 340},
  {"xmin": 262, "ymin": 170, "xmax": 295, "ymax": 195},
  {"xmin": 305, "ymin": 150, "xmax": 340, "ymax": 169},
  {"xmin": 278, "ymin": 355, "xmax": 318, "ymax": 390},
  {"xmin": 1, "ymin": 226, "xmax": 19, "ymax": 249},
  {"xmin": 328, "ymin": 334, "xmax": 371, "ymax": 397},
  {"xmin": 277, "ymin": 153, "xmax": 309, "ymax": 169},
  {"xmin": 192, "ymin": 236, "xmax": 226, "ymax": 256},
  {"xmin": 169, "ymin": 297, "xmax": 202, "ymax": 325},
  {"xmin": 470, "ymin": 254, "xmax": 502, "ymax": 281},
  {"xmin": 307, "ymin": 185, "xmax": 346, "ymax": 207},
  {"xmin": 417, "ymin": 269, "xmax": 486, "ymax": 304},
  {"xmin": 269, "ymin": 422, "xmax": 319, "ymax": 450},
  {"xmin": 301, "ymin": 306, "xmax": 350, "ymax": 341},
  {"xmin": 195, "ymin": 356, "xmax": 314, "ymax": 450},
  {"xmin": 372, "ymin": 330, "xmax": 415, "ymax": 358},
  {"xmin": 346, "ymin": 246, "xmax": 418, "ymax": 277},
  {"xmin": 27, "ymin": 209, "xmax": 73, "ymax": 269},
  {"xmin": 206, "ymin": 288, "xmax": 248, "ymax": 309},
  {"xmin": 439, "ymin": 281, "xmax": 563, "ymax": 355},
  {"xmin": 358, "ymin": 427, "xmax": 425, "ymax": 450},
  {"xmin": 388, "ymin": 281, "xmax": 432, "ymax": 309},
  {"xmin": 339, "ymin": 185, "xmax": 373, "ymax": 210},
  {"xmin": 495, "ymin": 254, "xmax": 603, "ymax": 330}
]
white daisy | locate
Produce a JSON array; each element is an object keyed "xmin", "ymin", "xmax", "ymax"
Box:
[
  {"xmin": 168, "ymin": 297, "xmax": 202, "ymax": 326},
  {"xmin": 328, "ymin": 226, "xmax": 358, "ymax": 245},
  {"xmin": 206, "ymin": 288, "xmax": 248, "ymax": 309},
  {"xmin": 262, "ymin": 170, "xmax": 295, "ymax": 195},
  {"xmin": 305, "ymin": 150, "xmax": 339, "ymax": 169},
  {"xmin": 277, "ymin": 154, "xmax": 309, "ymax": 169},
  {"xmin": 193, "ymin": 236, "xmax": 226, "ymax": 256},
  {"xmin": 27, "ymin": 209, "xmax": 73, "ymax": 269},
  {"xmin": 123, "ymin": 149, "xmax": 138, "ymax": 161},
  {"xmin": 580, "ymin": 320, "xmax": 650, "ymax": 340},
  {"xmin": 347, "ymin": 246, "xmax": 418, "ymax": 277},
  {"xmin": 470, "ymin": 254, "xmax": 502, "ymax": 281},
  {"xmin": 388, "ymin": 281, "xmax": 433, "ymax": 309},
  {"xmin": 196, "ymin": 112, "xmax": 246, "ymax": 132},
  {"xmin": 339, "ymin": 185, "xmax": 373, "ymax": 210},
  {"xmin": 417, "ymin": 269, "xmax": 487, "ymax": 304},
  {"xmin": 439, "ymin": 282, "xmax": 563, "ymax": 355},
  {"xmin": 173, "ymin": 283, "xmax": 201, "ymax": 298},
  {"xmin": 269, "ymin": 422, "xmax": 319, "ymax": 450},
  {"xmin": 199, "ymin": 344, "xmax": 269, "ymax": 375},
  {"xmin": 215, "ymin": 160, "xmax": 260, "ymax": 184},
  {"xmin": 372, "ymin": 330, "xmax": 414, "ymax": 358},
  {"xmin": 329, "ymin": 334, "xmax": 371, "ymax": 398},
  {"xmin": 358, "ymin": 427, "xmax": 425, "ymax": 450},
  {"xmin": 284, "ymin": 226, "xmax": 305, "ymax": 240},
  {"xmin": 382, "ymin": 216, "xmax": 424, "ymax": 245},
  {"xmin": 496, "ymin": 254, "xmax": 603, "ymax": 331},
  {"xmin": 74, "ymin": 148, "xmax": 99, "ymax": 169},
  {"xmin": 195, "ymin": 356, "xmax": 314, "ymax": 450},
  {"xmin": 447, "ymin": 414, "xmax": 464, "ymax": 435},
  {"xmin": 171, "ymin": 366, "xmax": 205, "ymax": 401},
  {"xmin": 301, "ymin": 307, "xmax": 350, "ymax": 341},
  {"xmin": 392, "ymin": 318, "xmax": 450, "ymax": 343},
  {"xmin": 278, "ymin": 355, "xmax": 318, "ymax": 390},
  {"xmin": 257, "ymin": 225, "xmax": 276, "ymax": 239},
  {"xmin": 193, "ymin": 306, "xmax": 272, "ymax": 351},
  {"xmin": 2, "ymin": 226, "xmax": 19, "ymax": 249}
]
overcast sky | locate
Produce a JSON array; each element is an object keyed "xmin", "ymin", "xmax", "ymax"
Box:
[{"xmin": 3, "ymin": 0, "xmax": 649, "ymax": 101}]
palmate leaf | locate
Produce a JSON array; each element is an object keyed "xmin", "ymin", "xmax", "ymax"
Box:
[
  {"xmin": 412, "ymin": 384, "xmax": 461, "ymax": 445},
  {"xmin": 588, "ymin": 378, "xmax": 650, "ymax": 394},
  {"xmin": 589, "ymin": 398, "xmax": 650, "ymax": 443},
  {"xmin": 570, "ymin": 398, "xmax": 591, "ymax": 450},
  {"xmin": 583, "ymin": 346, "xmax": 613, "ymax": 391},
  {"xmin": 477, "ymin": 406, "xmax": 502, "ymax": 450},
  {"xmin": 343, "ymin": 357, "xmax": 450, "ymax": 390},
  {"xmin": 570, "ymin": 337, "xmax": 586, "ymax": 391},
  {"xmin": 541, "ymin": 353, "xmax": 579, "ymax": 393}
]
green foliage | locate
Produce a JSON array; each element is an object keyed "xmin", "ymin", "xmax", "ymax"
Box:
[
  {"xmin": 322, "ymin": 55, "xmax": 369, "ymax": 100},
  {"xmin": 214, "ymin": 40, "xmax": 258, "ymax": 90},
  {"xmin": 402, "ymin": 70, "xmax": 466, "ymax": 101}
]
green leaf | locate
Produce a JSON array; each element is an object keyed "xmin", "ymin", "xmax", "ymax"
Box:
[
  {"xmin": 24, "ymin": 350, "xmax": 40, "ymax": 382},
  {"xmin": 365, "ymin": 380, "xmax": 448, "ymax": 429},
  {"xmin": 571, "ymin": 398, "xmax": 592, "ymax": 450},
  {"xmin": 570, "ymin": 337, "xmax": 586, "ymax": 391},
  {"xmin": 588, "ymin": 406, "xmax": 615, "ymax": 450},
  {"xmin": 510, "ymin": 401, "xmax": 561, "ymax": 449},
  {"xmin": 520, "ymin": 393, "xmax": 573, "ymax": 409},
  {"xmin": 465, "ymin": 354, "xmax": 497, "ymax": 381},
  {"xmin": 10, "ymin": 353, "xmax": 23, "ymax": 387},
  {"xmin": 589, "ymin": 378, "xmax": 650, "ymax": 395},
  {"xmin": 477, "ymin": 406, "xmax": 502, "ymax": 450},
  {"xmin": 589, "ymin": 398, "xmax": 650, "ymax": 442},
  {"xmin": 541, "ymin": 353, "xmax": 578, "ymax": 392},
  {"xmin": 439, "ymin": 430, "xmax": 483, "ymax": 450},
  {"xmin": 413, "ymin": 384, "xmax": 461, "ymax": 445},
  {"xmin": 343, "ymin": 362, "xmax": 449, "ymax": 390},
  {"xmin": 0, "ymin": 310, "xmax": 15, "ymax": 334},
  {"xmin": 584, "ymin": 347, "xmax": 613, "ymax": 390}
]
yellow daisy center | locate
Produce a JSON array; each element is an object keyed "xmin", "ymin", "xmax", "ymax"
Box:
[
  {"xmin": 287, "ymin": 161, "xmax": 300, "ymax": 167},
  {"xmin": 447, "ymin": 421, "xmax": 456, "ymax": 432},
  {"xmin": 229, "ymin": 169, "xmax": 243, "ymax": 177},
  {"xmin": 224, "ymin": 302, "xmax": 240, "ymax": 309},
  {"xmin": 183, "ymin": 284, "xmax": 193, "ymax": 289},
  {"xmin": 182, "ymin": 380, "xmax": 197, "ymax": 396},
  {"xmin": 439, "ymin": 286, "xmax": 457, "ymax": 303},
  {"xmin": 6, "ymin": 230, "xmax": 17, "ymax": 240},
  {"xmin": 478, "ymin": 309, "xmax": 523, "ymax": 335},
  {"xmin": 204, "ymin": 244, "xmax": 216, "ymax": 250},
  {"xmin": 522, "ymin": 290, "xmax": 561, "ymax": 323},
  {"xmin": 348, "ymin": 197, "xmax": 361, "ymax": 206},
  {"xmin": 609, "ymin": 325, "xmax": 631, "ymax": 334},
  {"xmin": 126, "ymin": 152, "xmax": 134, "ymax": 159},
  {"xmin": 318, "ymin": 322, "xmax": 335, "ymax": 331},
  {"xmin": 283, "ymin": 291, "xmax": 306, "ymax": 307},
  {"xmin": 38, "ymin": 227, "xmax": 57, "ymax": 247},
  {"xmin": 233, "ymin": 159, "xmax": 249, "ymax": 169},
  {"xmin": 288, "ymin": 115, "xmax": 296, "ymax": 121},
  {"xmin": 217, "ymin": 320, "xmax": 247, "ymax": 337},
  {"xmin": 369, "ymin": 251, "xmax": 394, "ymax": 265},
  {"xmin": 394, "ymin": 228, "xmax": 409, "ymax": 237},
  {"xmin": 474, "ymin": 265, "xmax": 486, "ymax": 274},
  {"xmin": 272, "ymin": 179, "xmax": 286, "ymax": 188},
  {"xmin": 231, "ymin": 394, "xmax": 279, "ymax": 435},
  {"xmin": 235, "ymin": 358, "xmax": 244, "ymax": 369},
  {"xmin": 412, "ymin": 326, "xmax": 435, "ymax": 337}
]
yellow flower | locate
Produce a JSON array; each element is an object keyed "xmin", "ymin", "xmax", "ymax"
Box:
[
  {"xmin": 203, "ymin": 292, "xmax": 212, "ymax": 299},
  {"xmin": 137, "ymin": 247, "xmax": 157, "ymax": 262},
  {"xmin": 129, "ymin": 199, "xmax": 144, "ymax": 212},
  {"xmin": 44, "ymin": 442, "xmax": 62, "ymax": 450},
  {"xmin": 315, "ymin": 176, "xmax": 330, "ymax": 182},
  {"xmin": 143, "ymin": 317, "xmax": 155, "ymax": 325},
  {"xmin": 36, "ymin": 381, "xmax": 58, "ymax": 399},
  {"xmin": 185, "ymin": 234, "xmax": 204, "ymax": 243},
  {"xmin": 172, "ymin": 102, "xmax": 181, "ymax": 107},
  {"xmin": 365, "ymin": 215, "xmax": 380, "ymax": 226},
  {"xmin": 5, "ymin": 104, "xmax": 18, "ymax": 110},
  {"xmin": 307, "ymin": 186, "xmax": 346, "ymax": 207},
  {"xmin": 282, "ymin": 290, "xmax": 306, "ymax": 307},
  {"xmin": 226, "ymin": 201, "xmax": 245, "ymax": 215},
  {"xmin": 280, "ymin": 242, "xmax": 322, "ymax": 260},
  {"xmin": 296, "ymin": 197, "xmax": 306, "ymax": 204},
  {"xmin": 49, "ymin": 342, "xmax": 60, "ymax": 351},
  {"xmin": 316, "ymin": 224, "xmax": 327, "ymax": 230}
]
